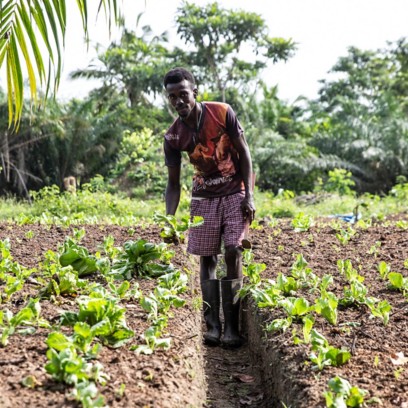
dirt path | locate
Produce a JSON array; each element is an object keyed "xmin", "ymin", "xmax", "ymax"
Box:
[{"xmin": 203, "ymin": 340, "xmax": 265, "ymax": 408}]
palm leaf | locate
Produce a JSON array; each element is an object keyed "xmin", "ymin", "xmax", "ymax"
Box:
[{"xmin": 0, "ymin": 0, "xmax": 121, "ymax": 129}]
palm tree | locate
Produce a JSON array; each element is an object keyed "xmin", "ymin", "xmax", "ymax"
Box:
[{"xmin": 0, "ymin": 0, "xmax": 121, "ymax": 128}]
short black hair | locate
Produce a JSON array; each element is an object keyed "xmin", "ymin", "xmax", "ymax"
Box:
[{"xmin": 163, "ymin": 67, "xmax": 195, "ymax": 88}]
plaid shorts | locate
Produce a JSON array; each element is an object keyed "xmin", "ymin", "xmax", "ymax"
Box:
[{"xmin": 187, "ymin": 191, "xmax": 248, "ymax": 256}]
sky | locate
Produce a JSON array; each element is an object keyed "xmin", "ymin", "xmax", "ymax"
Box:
[{"xmin": 59, "ymin": 0, "xmax": 408, "ymax": 103}]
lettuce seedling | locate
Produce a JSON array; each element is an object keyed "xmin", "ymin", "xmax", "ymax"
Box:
[
  {"xmin": 111, "ymin": 239, "xmax": 175, "ymax": 279},
  {"xmin": 153, "ymin": 212, "xmax": 204, "ymax": 244},
  {"xmin": 309, "ymin": 330, "xmax": 351, "ymax": 371},
  {"xmin": 323, "ymin": 376, "xmax": 367, "ymax": 407},
  {"xmin": 377, "ymin": 261, "xmax": 390, "ymax": 280},
  {"xmin": 59, "ymin": 237, "xmax": 99, "ymax": 277},
  {"xmin": 314, "ymin": 292, "xmax": 338, "ymax": 325},
  {"xmin": 387, "ymin": 272, "xmax": 408, "ymax": 295},
  {"xmin": 60, "ymin": 292, "xmax": 134, "ymax": 348},
  {"xmin": 365, "ymin": 298, "xmax": 392, "ymax": 326}
]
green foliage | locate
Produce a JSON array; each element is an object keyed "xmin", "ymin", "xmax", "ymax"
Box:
[
  {"xmin": 111, "ymin": 239, "xmax": 175, "ymax": 280},
  {"xmin": 0, "ymin": 238, "xmax": 36, "ymax": 302},
  {"xmin": 175, "ymin": 2, "xmax": 295, "ymax": 103},
  {"xmin": 110, "ymin": 128, "xmax": 168, "ymax": 198},
  {"xmin": 314, "ymin": 292, "xmax": 339, "ymax": 325},
  {"xmin": 387, "ymin": 272, "xmax": 408, "ymax": 295},
  {"xmin": 60, "ymin": 290, "xmax": 134, "ymax": 348},
  {"xmin": 310, "ymin": 39, "xmax": 408, "ymax": 194},
  {"xmin": 153, "ymin": 212, "xmax": 204, "ymax": 244},
  {"xmin": 292, "ymin": 212, "xmax": 314, "ymax": 232},
  {"xmin": 323, "ymin": 169, "xmax": 356, "ymax": 196},
  {"xmin": 59, "ymin": 238, "xmax": 99, "ymax": 277},
  {"xmin": 309, "ymin": 330, "xmax": 351, "ymax": 371},
  {"xmin": 323, "ymin": 376, "xmax": 367, "ymax": 407},
  {"xmin": 0, "ymin": 298, "xmax": 49, "ymax": 346}
]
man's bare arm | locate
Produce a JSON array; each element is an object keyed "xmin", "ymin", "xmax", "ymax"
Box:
[{"xmin": 165, "ymin": 165, "xmax": 181, "ymax": 215}]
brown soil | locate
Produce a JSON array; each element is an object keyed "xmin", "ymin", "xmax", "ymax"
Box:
[
  {"xmin": 0, "ymin": 218, "xmax": 407, "ymax": 408},
  {"xmin": 247, "ymin": 217, "xmax": 408, "ymax": 408}
]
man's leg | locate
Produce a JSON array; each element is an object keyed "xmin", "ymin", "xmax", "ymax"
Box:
[
  {"xmin": 187, "ymin": 198, "xmax": 223, "ymax": 346},
  {"xmin": 221, "ymin": 245, "xmax": 244, "ymax": 347},
  {"xmin": 200, "ymin": 255, "xmax": 222, "ymax": 346},
  {"xmin": 220, "ymin": 192, "xmax": 248, "ymax": 348}
]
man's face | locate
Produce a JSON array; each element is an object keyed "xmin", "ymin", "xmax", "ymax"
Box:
[{"xmin": 166, "ymin": 80, "xmax": 197, "ymax": 120}]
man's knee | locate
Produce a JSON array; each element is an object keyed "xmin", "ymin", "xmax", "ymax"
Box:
[{"xmin": 224, "ymin": 245, "xmax": 242, "ymax": 261}]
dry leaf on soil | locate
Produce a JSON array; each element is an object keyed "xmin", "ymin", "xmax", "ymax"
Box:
[{"xmin": 390, "ymin": 352, "xmax": 408, "ymax": 366}]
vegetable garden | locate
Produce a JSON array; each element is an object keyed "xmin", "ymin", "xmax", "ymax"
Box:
[{"xmin": 0, "ymin": 209, "xmax": 407, "ymax": 407}]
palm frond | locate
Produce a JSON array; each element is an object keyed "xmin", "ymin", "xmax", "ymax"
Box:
[{"xmin": 0, "ymin": 0, "xmax": 121, "ymax": 129}]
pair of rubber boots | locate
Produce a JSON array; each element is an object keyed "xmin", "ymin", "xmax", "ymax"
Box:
[{"xmin": 201, "ymin": 278, "xmax": 243, "ymax": 348}]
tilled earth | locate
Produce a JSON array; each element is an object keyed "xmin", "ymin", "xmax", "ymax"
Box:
[{"xmin": 0, "ymin": 218, "xmax": 407, "ymax": 407}]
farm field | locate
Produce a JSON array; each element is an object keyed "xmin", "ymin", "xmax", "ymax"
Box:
[
  {"xmin": 0, "ymin": 215, "xmax": 407, "ymax": 408},
  {"xmin": 0, "ymin": 223, "xmax": 206, "ymax": 407},
  {"xmin": 246, "ymin": 216, "xmax": 408, "ymax": 407}
]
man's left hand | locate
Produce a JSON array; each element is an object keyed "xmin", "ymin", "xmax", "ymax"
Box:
[{"xmin": 241, "ymin": 196, "xmax": 256, "ymax": 223}]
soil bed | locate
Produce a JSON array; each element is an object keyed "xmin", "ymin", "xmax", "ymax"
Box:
[
  {"xmin": 0, "ymin": 223, "xmax": 206, "ymax": 408},
  {"xmin": 1, "ymin": 218, "xmax": 408, "ymax": 408},
  {"xmin": 247, "ymin": 217, "xmax": 408, "ymax": 408}
]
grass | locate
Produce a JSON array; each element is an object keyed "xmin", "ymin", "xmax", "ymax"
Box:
[{"xmin": 0, "ymin": 185, "xmax": 407, "ymax": 225}]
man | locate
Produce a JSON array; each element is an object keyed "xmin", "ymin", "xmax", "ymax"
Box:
[{"xmin": 163, "ymin": 67, "xmax": 255, "ymax": 348}]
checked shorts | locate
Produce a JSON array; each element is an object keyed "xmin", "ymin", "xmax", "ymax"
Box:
[{"xmin": 187, "ymin": 191, "xmax": 248, "ymax": 256}]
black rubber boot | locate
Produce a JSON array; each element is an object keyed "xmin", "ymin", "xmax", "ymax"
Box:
[
  {"xmin": 221, "ymin": 277, "xmax": 244, "ymax": 348},
  {"xmin": 201, "ymin": 279, "xmax": 221, "ymax": 346}
]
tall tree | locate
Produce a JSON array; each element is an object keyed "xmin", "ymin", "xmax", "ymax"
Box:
[
  {"xmin": 309, "ymin": 38, "xmax": 408, "ymax": 193},
  {"xmin": 70, "ymin": 25, "xmax": 170, "ymax": 108},
  {"xmin": 175, "ymin": 1, "xmax": 296, "ymax": 103}
]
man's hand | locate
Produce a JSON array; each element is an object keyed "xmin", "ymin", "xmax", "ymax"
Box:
[{"xmin": 241, "ymin": 195, "xmax": 256, "ymax": 223}]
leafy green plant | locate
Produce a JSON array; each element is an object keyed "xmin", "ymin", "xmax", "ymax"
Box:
[
  {"xmin": 59, "ymin": 235, "xmax": 103, "ymax": 277},
  {"xmin": 309, "ymin": 330, "xmax": 351, "ymax": 371},
  {"xmin": 290, "ymin": 254, "xmax": 319, "ymax": 289},
  {"xmin": 336, "ymin": 226, "xmax": 357, "ymax": 245},
  {"xmin": 131, "ymin": 270, "xmax": 188, "ymax": 355},
  {"xmin": 337, "ymin": 260, "xmax": 364, "ymax": 283},
  {"xmin": 241, "ymin": 249, "xmax": 266, "ymax": 297},
  {"xmin": 45, "ymin": 346, "xmax": 108, "ymax": 385},
  {"xmin": 340, "ymin": 281, "xmax": 369, "ymax": 306},
  {"xmin": 387, "ymin": 272, "xmax": 408, "ymax": 295},
  {"xmin": 279, "ymin": 297, "xmax": 312, "ymax": 319},
  {"xmin": 275, "ymin": 272, "xmax": 299, "ymax": 295},
  {"xmin": 38, "ymin": 250, "xmax": 95, "ymax": 299},
  {"xmin": 250, "ymin": 284, "xmax": 281, "ymax": 308},
  {"xmin": 60, "ymin": 291, "xmax": 134, "ymax": 348},
  {"xmin": 365, "ymin": 298, "xmax": 392, "ymax": 326},
  {"xmin": 153, "ymin": 212, "xmax": 204, "ymax": 244},
  {"xmin": 111, "ymin": 239, "xmax": 175, "ymax": 279},
  {"xmin": 378, "ymin": 261, "xmax": 391, "ymax": 280},
  {"xmin": 157, "ymin": 270, "xmax": 188, "ymax": 294},
  {"xmin": 395, "ymin": 220, "xmax": 408, "ymax": 230},
  {"xmin": 368, "ymin": 241, "xmax": 381, "ymax": 257},
  {"xmin": 314, "ymin": 292, "xmax": 339, "ymax": 325},
  {"xmin": 266, "ymin": 316, "xmax": 293, "ymax": 333},
  {"xmin": 323, "ymin": 376, "xmax": 367, "ymax": 407},
  {"xmin": 0, "ymin": 238, "xmax": 36, "ymax": 302},
  {"xmin": 292, "ymin": 212, "xmax": 314, "ymax": 232},
  {"xmin": 292, "ymin": 315, "xmax": 315, "ymax": 345},
  {"xmin": 0, "ymin": 298, "xmax": 49, "ymax": 346},
  {"xmin": 47, "ymin": 328, "xmax": 101, "ymax": 361},
  {"xmin": 71, "ymin": 381, "xmax": 107, "ymax": 408}
]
